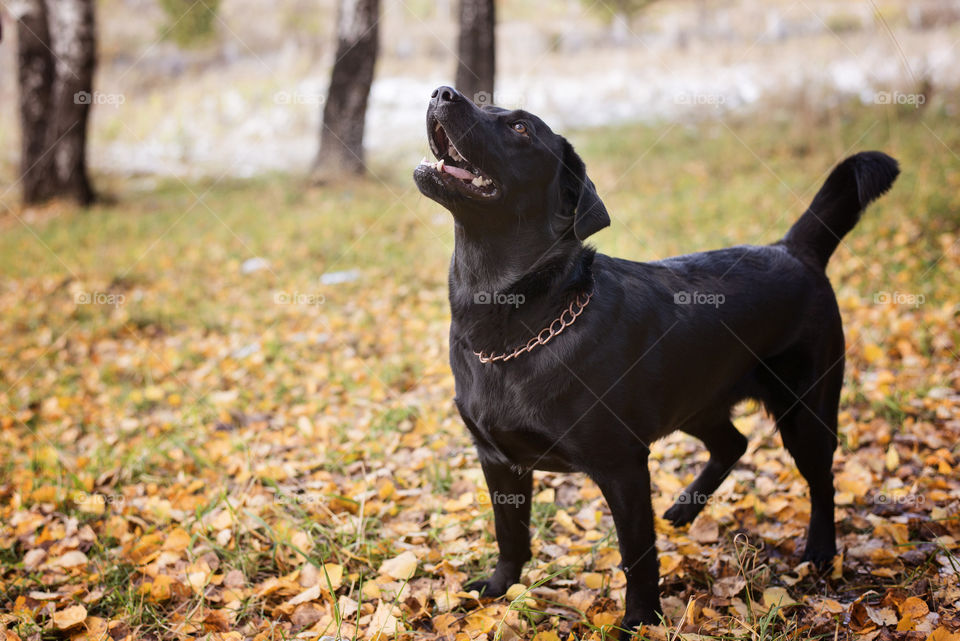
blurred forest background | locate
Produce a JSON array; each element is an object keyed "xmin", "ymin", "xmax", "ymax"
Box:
[
  {"xmin": 1, "ymin": 0, "xmax": 959, "ymax": 184},
  {"xmin": 1, "ymin": 1, "xmax": 959, "ymax": 641}
]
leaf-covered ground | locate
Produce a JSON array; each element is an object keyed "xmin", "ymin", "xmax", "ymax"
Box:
[{"xmin": 1, "ymin": 102, "xmax": 959, "ymax": 641}]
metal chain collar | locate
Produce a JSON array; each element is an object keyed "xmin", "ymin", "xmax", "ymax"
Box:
[{"xmin": 474, "ymin": 289, "xmax": 594, "ymax": 364}]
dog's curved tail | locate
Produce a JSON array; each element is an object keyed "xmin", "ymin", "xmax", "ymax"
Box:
[{"xmin": 783, "ymin": 151, "xmax": 899, "ymax": 268}]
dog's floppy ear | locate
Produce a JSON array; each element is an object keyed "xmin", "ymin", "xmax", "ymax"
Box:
[{"xmin": 560, "ymin": 139, "xmax": 610, "ymax": 241}]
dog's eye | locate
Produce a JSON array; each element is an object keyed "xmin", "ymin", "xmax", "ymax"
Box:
[{"xmin": 511, "ymin": 122, "xmax": 528, "ymax": 135}]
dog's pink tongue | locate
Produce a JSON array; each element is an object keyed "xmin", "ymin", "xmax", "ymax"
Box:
[{"xmin": 442, "ymin": 164, "xmax": 475, "ymax": 180}]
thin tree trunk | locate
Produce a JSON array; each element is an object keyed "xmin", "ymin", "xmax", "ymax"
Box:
[
  {"xmin": 13, "ymin": 0, "xmax": 55, "ymax": 204},
  {"xmin": 313, "ymin": 0, "xmax": 380, "ymax": 180},
  {"xmin": 47, "ymin": 0, "xmax": 96, "ymax": 205},
  {"xmin": 455, "ymin": 0, "xmax": 495, "ymax": 105}
]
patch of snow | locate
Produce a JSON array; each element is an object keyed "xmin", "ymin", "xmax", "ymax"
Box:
[
  {"xmin": 241, "ymin": 257, "xmax": 270, "ymax": 274},
  {"xmin": 320, "ymin": 269, "xmax": 361, "ymax": 285}
]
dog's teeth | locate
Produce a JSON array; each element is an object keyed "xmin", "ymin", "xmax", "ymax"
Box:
[
  {"xmin": 436, "ymin": 159, "xmax": 445, "ymax": 172},
  {"xmin": 471, "ymin": 176, "xmax": 483, "ymax": 187}
]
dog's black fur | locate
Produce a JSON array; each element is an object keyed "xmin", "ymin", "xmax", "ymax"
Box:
[{"xmin": 413, "ymin": 86, "xmax": 899, "ymax": 638}]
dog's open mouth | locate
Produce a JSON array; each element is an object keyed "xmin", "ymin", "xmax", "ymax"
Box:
[{"xmin": 419, "ymin": 117, "xmax": 499, "ymax": 199}]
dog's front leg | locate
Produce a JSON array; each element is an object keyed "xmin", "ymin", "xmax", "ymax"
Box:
[
  {"xmin": 593, "ymin": 457, "xmax": 662, "ymax": 639},
  {"xmin": 464, "ymin": 459, "xmax": 533, "ymax": 597}
]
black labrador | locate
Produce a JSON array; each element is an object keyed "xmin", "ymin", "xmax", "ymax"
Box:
[{"xmin": 413, "ymin": 86, "xmax": 898, "ymax": 638}]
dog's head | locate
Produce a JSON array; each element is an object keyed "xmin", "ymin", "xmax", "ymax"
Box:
[{"xmin": 413, "ymin": 86, "xmax": 609, "ymax": 242}]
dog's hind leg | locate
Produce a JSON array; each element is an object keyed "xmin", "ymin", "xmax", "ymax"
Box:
[
  {"xmin": 777, "ymin": 386, "xmax": 839, "ymax": 566},
  {"xmin": 663, "ymin": 418, "xmax": 747, "ymax": 526},
  {"xmin": 760, "ymin": 347, "xmax": 843, "ymax": 566}
]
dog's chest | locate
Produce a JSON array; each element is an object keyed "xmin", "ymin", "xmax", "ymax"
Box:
[{"xmin": 454, "ymin": 366, "xmax": 580, "ymax": 472}]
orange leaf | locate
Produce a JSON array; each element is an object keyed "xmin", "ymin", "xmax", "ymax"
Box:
[
  {"xmin": 53, "ymin": 605, "xmax": 87, "ymax": 630},
  {"xmin": 900, "ymin": 596, "xmax": 929, "ymax": 620}
]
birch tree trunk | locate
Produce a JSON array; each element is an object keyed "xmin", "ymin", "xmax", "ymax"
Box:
[
  {"xmin": 47, "ymin": 0, "xmax": 96, "ymax": 205},
  {"xmin": 12, "ymin": 0, "xmax": 96, "ymax": 205}
]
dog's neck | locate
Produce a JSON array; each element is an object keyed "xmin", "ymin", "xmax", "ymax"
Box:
[{"xmin": 448, "ymin": 223, "xmax": 595, "ymax": 352}]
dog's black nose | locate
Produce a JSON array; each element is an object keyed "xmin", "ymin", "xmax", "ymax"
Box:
[{"xmin": 432, "ymin": 86, "xmax": 461, "ymax": 104}]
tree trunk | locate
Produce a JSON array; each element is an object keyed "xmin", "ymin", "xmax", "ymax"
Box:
[
  {"xmin": 47, "ymin": 0, "xmax": 96, "ymax": 205},
  {"xmin": 313, "ymin": 0, "xmax": 380, "ymax": 180},
  {"xmin": 12, "ymin": 0, "xmax": 95, "ymax": 206},
  {"xmin": 455, "ymin": 0, "xmax": 495, "ymax": 105},
  {"xmin": 13, "ymin": 0, "xmax": 55, "ymax": 204}
]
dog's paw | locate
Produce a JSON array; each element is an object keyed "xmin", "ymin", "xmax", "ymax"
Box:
[
  {"xmin": 801, "ymin": 543, "xmax": 837, "ymax": 569},
  {"xmin": 464, "ymin": 577, "xmax": 509, "ymax": 598},
  {"xmin": 617, "ymin": 611, "xmax": 660, "ymax": 640},
  {"xmin": 617, "ymin": 622, "xmax": 642, "ymax": 640},
  {"xmin": 663, "ymin": 498, "xmax": 700, "ymax": 527}
]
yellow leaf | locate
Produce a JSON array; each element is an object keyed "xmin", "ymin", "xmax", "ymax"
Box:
[
  {"xmin": 162, "ymin": 528, "xmax": 191, "ymax": 552},
  {"xmin": 762, "ymin": 587, "xmax": 797, "ymax": 610},
  {"xmin": 554, "ymin": 509, "xmax": 579, "ymax": 534},
  {"xmin": 53, "ymin": 605, "xmax": 87, "ymax": 630},
  {"xmin": 320, "ymin": 563, "xmax": 343, "ymax": 590},
  {"xmin": 928, "ymin": 627, "xmax": 960, "ymax": 641},
  {"xmin": 186, "ymin": 560, "xmax": 212, "ymax": 593},
  {"xmin": 831, "ymin": 551, "xmax": 844, "ymax": 580},
  {"xmin": 591, "ymin": 611, "xmax": 619, "ymax": 627},
  {"xmin": 835, "ymin": 491, "xmax": 855, "ymax": 505},
  {"xmin": 885, "ymin": 445, "xmax": 900, "ymax": 471},
  {"xmin": 835, "ymin": 462, "xmax": 872, "ymax": 496},
  {"xmin": 144, "ymin": 386, "xmax": 164, "ymax": 401},
  {"xmin": 30, "ymin": 486, "xmax": 60, "ymax": 503},
  {"xmin": 463, "ymin": 611, "xmax": 496, "ymax": 634},
  {"xmin": 285, "ymin": 584, "xmax": 320, "ymax": 607},
  {"xmin": 898, "ymin": 614, "xmax": 916, "ymax": 632},
  {"xmin": 362, "ymin": 581, "xmax": 381, "ymax": 600},
  {"xmin": 900, "ymin": 596, "xmax": 929, "ymax": 620},
  {"xmin": 379, "ymin": 551, "xmax": 417, "ymax": 580},
  {"xmin": 505, "ymin": 583, "xmax": 528, "ymax": 601},
  {"xmin": 583, "ymin": 573, "xmax": 605, "ymax": 589},
  {"xmin": 533, "ymin": 488, "xmax": 555, "ymax": 503},
  {"xmin": 211, "ymin": 510, "xmax": 233, "ymax": 531},
  {"xmin": 70, "ymin": 615, "xmax": 108, "ymax": 641},
  {"xmin": 79, "ymin": 498, "xmax": 106, "ymax": 516},
  {"xmin": 659, "ymin": 552, "xmax": 682, "ymax": 576},
  {"xmin": 434, "ymin": 591, "xmax": 460, "ymax": 613},
  {"xmin": 129, "ymin": 532, "xmax": 164, "ymax": 563},
  {"xmin": 150, "ymin": 575, "xmax": 174, "ymax": 602},
  {"xmin": 819, "ymin": 598, "xmax": 845, "ymax": 614},
  {"xmin": 863, "ymin": 343, "xmax": 884, "ymax": 364},
  {"xmin": 378, "ymin": 481, "xmax": 395, "ymax": 500}
]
